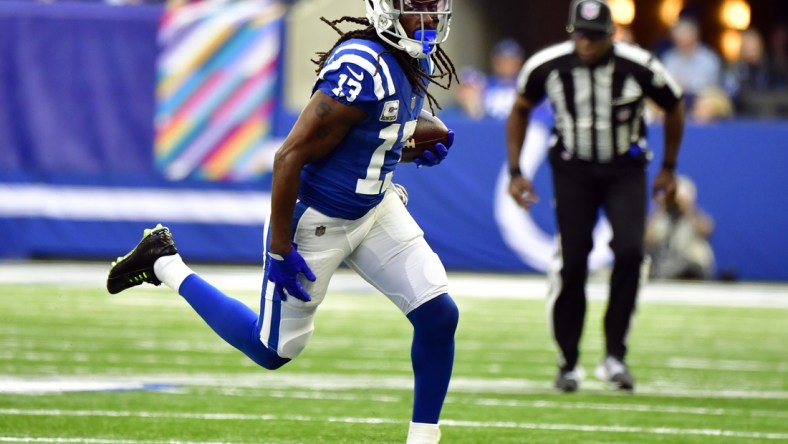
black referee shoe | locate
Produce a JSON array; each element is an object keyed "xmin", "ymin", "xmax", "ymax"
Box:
[
  {"xmin": 106, "ymin": 224, "xmax": 178, "ymax": 295},
  {"xmin": 554, "ymin": 368, "xmax": 582, "ymax": 393},
  {"xmin": 595, "ymin": 356, "xmax": 635, "ymax": 391}
]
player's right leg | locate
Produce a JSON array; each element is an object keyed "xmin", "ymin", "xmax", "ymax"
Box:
[
  {"xmin": 346, "ymin": 189, "xmax": 458, "ymax": 443},
  {"xmin": 106, "ymin": 224, "xmax": 287, "ymax": 370}
]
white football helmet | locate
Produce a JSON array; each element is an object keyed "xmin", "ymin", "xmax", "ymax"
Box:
[{"xmin": 365, "ymin": 0, "xmax": 452, "ymax": 59}]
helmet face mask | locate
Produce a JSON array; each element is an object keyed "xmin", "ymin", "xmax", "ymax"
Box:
[{"xmin": 365, "ymin": 0, "xmax": 452, "ymax": 59}]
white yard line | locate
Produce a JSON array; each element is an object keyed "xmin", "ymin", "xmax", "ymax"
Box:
[
  {"xmin": 667, "ymin": 357, "xmax": 788, "ymax": 372},
  {"xmin": 441, "ymin": 419, "xmax": 788, "ymax": 440},
  {"xmin": 2, "ymin": 373, "xmax": 788, "ymax": 400},
  {"xmin": 468, "ymin": 398, "xmax": 788, "ymax": 418},
  {"xmin": 201, "ymin": 389, "xmax": 788, "ymax": 418},
  {"xmin": 1, "ymin": 409, "xmax": 786, "ymax": 441}
]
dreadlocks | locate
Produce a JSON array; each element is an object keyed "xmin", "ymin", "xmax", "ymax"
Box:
[{"xmin": 313, "ymin": 16, "xmax": 457, "ymax": 114}]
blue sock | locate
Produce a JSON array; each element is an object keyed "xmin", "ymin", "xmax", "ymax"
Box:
[
  {"xmin": 406, "ymin": 293, "xmax": 459, "ymax": 424},
  {"xmin": 178, "ymin": 274, "xmax": 289, "ymax": 369}
]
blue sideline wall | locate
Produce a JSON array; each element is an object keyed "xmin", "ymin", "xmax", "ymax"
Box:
[{"xmin": 1, "ymin": 2, "xmax": 787, "ymax": 281}]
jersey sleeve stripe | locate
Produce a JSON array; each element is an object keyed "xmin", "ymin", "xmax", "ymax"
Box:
[
  {"xmin": 319, "ymin": 54, "xmax": 387, "ymax": 100},
  {"xmin": 340, "ymin": 43, "xmax": 396, "ymax": 96}
]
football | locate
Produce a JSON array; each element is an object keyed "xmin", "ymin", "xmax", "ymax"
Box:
[{"xmin": 401, "ymin": 110, "xmax": 450, "ymax": 162}]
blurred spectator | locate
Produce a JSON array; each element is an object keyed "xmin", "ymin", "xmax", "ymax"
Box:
[
  {"xmin": 442, "ymin": 65, "xmax": 487, "ymax": 119},
  {"xmin": 724, "ymin": 29, "xmax": 770, "ymax": 99},
  {"xmin": 759, "ymin": 22, "xmax": 788, "ymax": 117},
  {"xmin": 483, "ymin": 38, "xmax": 525, "ymax": 120},
  {"xmin": 767, "ymin": 22, "xmax": 788, "ymax": 88},
  {"xmin": 614, "ymin": 25, "xmax": 635, "ymax": 44},
  {"xmin": 661, "ymin": 18, "xmax": 722, "ymax": 108},
  {"xmin": 724, "ymin": 28, "xmax": 788, "ymax": 117},
  {"xmin": 690, "ymin": 87, "xmax": 733, "ymax": 124},
  {"xmin": 645, "ymin": 175, "xmax": 716, "ymax": 280}
]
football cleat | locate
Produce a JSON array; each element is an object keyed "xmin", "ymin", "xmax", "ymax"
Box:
[
  {"xmin": 106, "ymin": 224, "xmax": 178, "ymax": 294},
  {"xmin": 595, "ymin": 356, "xmax": 635, "ymax": 391}
]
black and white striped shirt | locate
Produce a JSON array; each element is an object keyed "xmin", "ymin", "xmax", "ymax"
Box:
[{"xmin": 517, "ymin": 41, "xmax": 683, "ymax": 163}]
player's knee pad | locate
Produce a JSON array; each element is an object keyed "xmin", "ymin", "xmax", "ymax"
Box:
[
  {"xmin": 242, "ymin": 338, "xmax": 291, "ymax": 370},
  {"xmin": 408, "ymin": 293, "xmax": 459, "ymax": 342},
  {"xmin": 252, "ymin": 350, "xmax": 290, "ymax": 370},
  {"xmin": 276, "ymin": 327, "xmax": 313, "ymax": 360},
  {"xmin": 258, "ymin": 297, "xmax": 317, "ymax": 361}
]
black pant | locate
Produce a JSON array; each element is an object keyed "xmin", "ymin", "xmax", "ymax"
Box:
[{"xmin": 548, "ymin": 150, "xmax": 647, "ymax": 371}]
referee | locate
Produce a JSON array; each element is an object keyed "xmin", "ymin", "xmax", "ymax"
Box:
[{"xmin": 506, "ymin": 0, "xmax": 685, "ymax": 392}]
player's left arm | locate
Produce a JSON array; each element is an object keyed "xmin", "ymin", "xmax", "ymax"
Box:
[
  {"xmin": 269, "ymin": 91, "xmax": 367, "ymax": 256},
  {"xmin": 267, "ymin": 91, "xmax": 366, "ymax": 302}
]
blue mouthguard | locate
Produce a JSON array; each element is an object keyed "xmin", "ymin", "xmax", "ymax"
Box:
[{"xmin": 414, "ymin": 29, "xmax": 438, "ymax": 55}]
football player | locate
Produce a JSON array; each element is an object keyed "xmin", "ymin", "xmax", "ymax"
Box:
[{"xmin": 107, "ymin": 1, "xmax": 458, "ymax": 443}]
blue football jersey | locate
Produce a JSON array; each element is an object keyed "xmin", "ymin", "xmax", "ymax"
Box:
[{"xmin": 301, "ymin": 38, "xmax": 434, "ymax": 220}]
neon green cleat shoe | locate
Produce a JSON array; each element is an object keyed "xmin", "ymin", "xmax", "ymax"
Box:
[{"xmin": 106, "ymin": 224, "xmax": 178, "ymax": 294}]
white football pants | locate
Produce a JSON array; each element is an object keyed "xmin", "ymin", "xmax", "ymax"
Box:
[{"xmin": 259, "ymin": 186, "xmax": 449, "ymax": 359}]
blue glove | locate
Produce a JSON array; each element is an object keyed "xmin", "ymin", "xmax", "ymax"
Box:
[
  {"xmin": 267, "ymin": 245, "xmax": 316, "ymax": 302},
  {"xmin": 414, "ymin": 130, "xmax": 454, "ymax": 167}
]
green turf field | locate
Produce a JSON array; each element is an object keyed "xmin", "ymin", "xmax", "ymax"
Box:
[{"xmin": 1, "ymin": 277, "xmax": 786, "ymax": 443}]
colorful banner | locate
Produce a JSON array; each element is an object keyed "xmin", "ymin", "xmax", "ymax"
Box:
[
  {"xmin": 155, "ymin": 0, "xmax": 284, "ymax": 181},
  {"xmin": 2, "ymin": 2, "xmax": 788, "ymax": 280}
]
